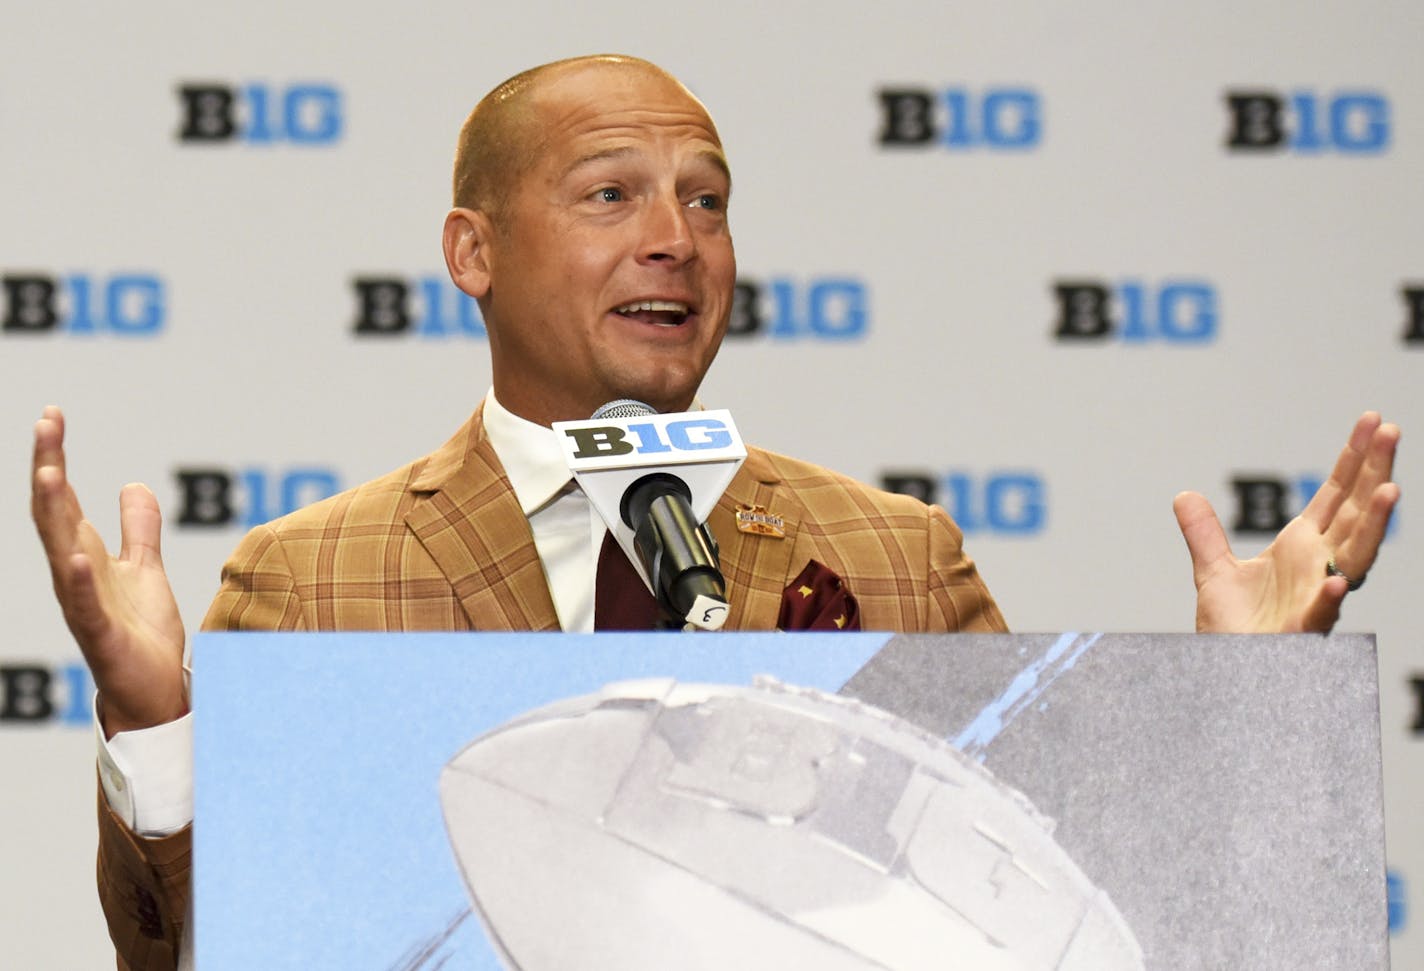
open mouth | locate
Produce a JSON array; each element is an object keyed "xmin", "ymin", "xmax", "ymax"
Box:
[{"xmin": 613, "ymin": 300, "xmax": 691, "ymax": 327}]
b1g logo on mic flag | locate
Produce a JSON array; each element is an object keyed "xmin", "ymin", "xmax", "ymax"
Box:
[
  {"xmin": 560, "ymin": 413, "xmax": 744, "ymax": 468},
  {"xmin": 0, "ymin": 661, "xmax": 93, "ymax": 728},
  {"xmin": 351, "ymin": 276, "xmax": 486, "ymax": 338},
  {"xmin": 1053, "ymin": 279, "xmax": 1218, "ymax": 344},
  {"xmin": 725, "ymin": 277, "xmax": 869, "ymax": 341},
  {"xmin": 1224, "ymin": 89, "xmax": 1390, "ymax": 154},
  {"xmin": 176, "ymin": 82, "xmax": 343, "ymax": 145},
  {"xmin": 877, "ymin": 87, "xmax": 1042, "ymax": 150},
  {"xmin": 2, "ymin": 273, "xmax": 165, "ymax": 336},
  {"xmin": 174, "ymin": 466, "xmax": 342, "ymax": 529},
  {"xmin": 880, "ymin": 470, "xmax": 1048, "ymax": 537},
  {"xmin": 554, "ymin": 410, "xmax": 746, "ymax": 591}
]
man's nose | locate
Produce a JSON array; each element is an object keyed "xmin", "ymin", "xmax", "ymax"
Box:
[{"xmin": 637, "ymin": 194, "xmax": 696, "ymax": 265}]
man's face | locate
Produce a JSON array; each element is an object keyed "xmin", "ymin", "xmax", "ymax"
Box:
[{"xmin": 475, "ymin": 64, "xmax": 735, "ymax": 425}]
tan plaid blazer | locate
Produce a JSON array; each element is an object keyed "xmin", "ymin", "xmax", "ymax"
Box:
[{"xmin": 98, "ymin": 403, "xmax": 1004, "ymax": 970}]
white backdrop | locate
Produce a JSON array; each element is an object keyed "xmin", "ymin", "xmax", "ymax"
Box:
[{"xmin": 2, "ymin": 2, "xmax": 1418, "ymax": 966}]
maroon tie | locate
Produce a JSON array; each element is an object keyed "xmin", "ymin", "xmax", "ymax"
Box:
[{"xmin": 594, "ymin": 532, "xmax": 666, "ymax": 630}]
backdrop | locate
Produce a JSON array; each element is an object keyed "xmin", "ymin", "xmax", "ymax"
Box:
[{"xmin": 2, "ymin": 2, "xmax": 1418, "ymax": 966}]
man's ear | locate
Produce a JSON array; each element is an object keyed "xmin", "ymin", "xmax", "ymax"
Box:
[{"xmin": 443, "ymin": 207, "xmax": 496, "ymax": 299}]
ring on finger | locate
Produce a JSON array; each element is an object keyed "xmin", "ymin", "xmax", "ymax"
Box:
[{"xmin": 1325, "ymin": 557, "xmax": 1365, "ymax": 592}]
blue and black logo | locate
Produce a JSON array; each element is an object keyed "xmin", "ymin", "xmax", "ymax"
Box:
[
  {"xmin": 727, "ymin": 277, "xmax": 869, "ymax": 341},
  {"xmin": 1054, "ymin": 279, "xmax": 1218, "ymax": 344},
  {"xmin": 352, "ymin": 276, "xmax": 486, "ymax": 338},
  {"xmin": 878, "ymin": 87, "xmax": 1042, "ymax": 150},
  {"xmin": 2, "ymin": 273, "xmax": 165, "ymax": 336},
  {"xmin": 0, "ymin": 662, "xmax": 93, "ymax": 728},
  {"xmin": 174, "ymin": 466, "xmax": 342, "ymax": 529},
  {"xmin": 563, "ymin": 417, "xmax": 733, "ymax": 461},
  {"xmin": 880, "ymin": 470, "xmax": 1048, "ymax": 536},
  {"xmin": 1225, "ymin": 90, "xmax": 1390, "ymax": 154},
  {"xmin": 177, "ymin": 82, "xmax": 343, "ymax": 145}
]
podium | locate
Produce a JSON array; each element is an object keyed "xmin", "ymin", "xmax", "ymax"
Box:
[{"xmin": 192, "ymin": 632, "xmax": 1388, "ymax": 969}]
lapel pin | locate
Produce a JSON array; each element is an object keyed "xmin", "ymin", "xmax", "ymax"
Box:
[{"xmin": 735, "ymin": 503, "xmax": 786, "ymax": 539}]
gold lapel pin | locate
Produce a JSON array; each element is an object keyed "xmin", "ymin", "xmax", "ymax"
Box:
[{"xmin": 735, "ymin": 503, "xmax": 786, "ymax": 539}]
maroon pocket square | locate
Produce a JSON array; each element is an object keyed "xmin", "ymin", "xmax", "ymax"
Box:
[{"xmin": 778, "ymin": 560, "xmax": 861, "ymax": 631}]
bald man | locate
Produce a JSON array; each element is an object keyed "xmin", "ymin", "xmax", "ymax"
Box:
[{"xmin": 31, "ymin": 55, "xmax": 1400, "ymax": 971}]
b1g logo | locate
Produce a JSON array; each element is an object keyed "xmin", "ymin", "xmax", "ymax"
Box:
[
  {"xmin": 175, "ymin": 466, "xmax": 341, "ymax": 528},
  {"xmin": 351, "ymin": 276, "xmax": 486, "ymax": 338},
  {"xmin": 2, "ymin": 273, "xmax": 165, "ymax": 335},
  {"xmin": 1053, "ymin": 279, "xmax": 1218, "ymax": 344},
  {"xmin": 877, "ymin": 87, "xmax": 1042, "ymax": 149},
  {"xmin": 1224, "ymin": 90, "xmax": 1390, "ymax": 154},
  {"xmin": 726, "ymin": 277, "xmax": 868, "ymax": 340},
  {"xmin": 0, "ymin": 662, "xmax": 92, "ymax": 727},
  {"xmin": 177, "ymin": 82, "xmax": 343, "ymax": 144},
  {"xmin": 1403, "ymin": 286, "xmax": 1424, "ymax": 345},
  {"xmin": 880, "ymin": 471, "xmax": 1047, "ymax": 536},
  {"xmin": 563, "ymin": 418, "xmax": 734, "ymax": 461}
]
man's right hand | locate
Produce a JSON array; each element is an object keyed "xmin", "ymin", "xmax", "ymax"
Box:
[{"xmin": 31, "ymin": 406, "xmax": 187, "ymax": 738}]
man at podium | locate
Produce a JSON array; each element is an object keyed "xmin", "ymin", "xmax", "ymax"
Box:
[{"xmin": 29, "ymin": 54, "xmax": 1399, "ymax": 971}]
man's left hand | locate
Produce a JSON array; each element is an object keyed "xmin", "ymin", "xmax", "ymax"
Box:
[{"xmin": 1173, "ymin": 412, "xmax": 1400, "ymax": 633}]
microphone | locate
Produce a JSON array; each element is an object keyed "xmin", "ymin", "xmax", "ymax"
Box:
[
  {"xmin": 553, "ymin": 400, "xmax": 747, "ymax": 631},
  {"xmin": 595, "ymin": 400, "xmax": 725, "ymax": 628}
]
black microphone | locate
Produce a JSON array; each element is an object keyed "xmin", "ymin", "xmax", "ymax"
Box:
[{"xmin": 590, "ymin": 400, "xmax": 728, "ymax": 630}]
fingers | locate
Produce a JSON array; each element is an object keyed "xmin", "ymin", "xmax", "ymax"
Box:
[
  {"xmin": 1303, "ymin": 412, "xmax": 1394, "ymax": 531},
  {"xmin": 1173, "ymin": 491, "xmax": 1234, "ymax": 583},
  {"xmin": 32, "ymin": 404, "xmax": 67, "ymax": 480},
  {"xmin": 32, "ymin": 410, "xmax": 110, "ymax": 653},
  {"xmin": 1332, "ymin": 481, "xmax": 1401, "ymax": 580},
  {"xmin": 118, "ymin": 482, "xmax": 165, "ymax": 567},
  {"xmin": 1342, "ymin": 419, "xmax": 1400, "ymax": 520},
  {"xmin": 1319, "ymin": 418, "xmax": 1400, "ymax": 574},
  {"xmin": 31, "ymin": 407, "xmax": 85, "ymax": 560}
]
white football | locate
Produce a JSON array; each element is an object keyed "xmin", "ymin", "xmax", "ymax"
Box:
[{"xmin": 440, "ymin": 677, "xmax": 1143, "ymax": 970}]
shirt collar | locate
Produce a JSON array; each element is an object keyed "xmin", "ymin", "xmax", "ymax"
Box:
[{"xmin": 481, "ymin": 389, "xmax": 574, "ymax": 515}]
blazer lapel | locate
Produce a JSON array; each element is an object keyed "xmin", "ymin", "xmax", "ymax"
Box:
[
  {"xmin": 404, "ymin": 405, "xmax": 561, "ymax": 631},
  {"xmin": 711, "ymin": 448, "xmax": 800, "ymax": 631}
]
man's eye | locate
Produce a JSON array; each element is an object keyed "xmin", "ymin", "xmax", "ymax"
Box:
[
  {"xmin": 689, "ymin": 194, "xmax": 722, "ymax": 211},
  {"xmin": 595, "ymin": 187, "xmax": 623, "ymax": 202}
]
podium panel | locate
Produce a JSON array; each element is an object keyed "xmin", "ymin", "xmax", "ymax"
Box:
[{"xmin": 193, "ymin": 632, "xmax": 1386, "ymax": 969}]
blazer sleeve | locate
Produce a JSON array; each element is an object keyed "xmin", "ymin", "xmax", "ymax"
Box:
[
  {"xmin": 925, "ymin": 503, "xmax": 1008, "ymax": 633},
  {"xmin": 97, "ymin": 524, "xmax": 308, "ymax": 971},
  {"xmin": 96, "ymin": 783, "xmax": 190, "ymax": 971},
  {"xmin": 201, "ymin": 523, "xmax": 310, "ymax": 633}
]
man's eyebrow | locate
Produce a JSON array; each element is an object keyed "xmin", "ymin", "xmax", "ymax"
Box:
[
  {"xmin": 558, "ymin": 145, "xmax": 732, "ymax": 185},
  {"xmin": 695, "ymin": 148, "xmax": 733, "ymax": 185},
  {"xmin": 560, "ymin": 146, "xmax": 637, "ymax": 180}
]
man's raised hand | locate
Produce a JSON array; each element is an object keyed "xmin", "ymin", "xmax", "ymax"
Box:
[
  {"xmin": 1174, "ymin": 412, "xmax": 1400, "ymax": 633},
  {"xmin": 31, "ymin": 406, "xmax": 187, "ymax": 736}
]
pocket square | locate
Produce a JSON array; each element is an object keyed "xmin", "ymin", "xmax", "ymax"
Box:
[{"xmin": 778, "ymin": 560, "xmax": 861, "ymax": 631}]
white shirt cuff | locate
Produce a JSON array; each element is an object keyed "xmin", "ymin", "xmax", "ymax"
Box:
[{"xmin": 94, "ymin": 694, "xmax": 193, "ymax": 837}]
